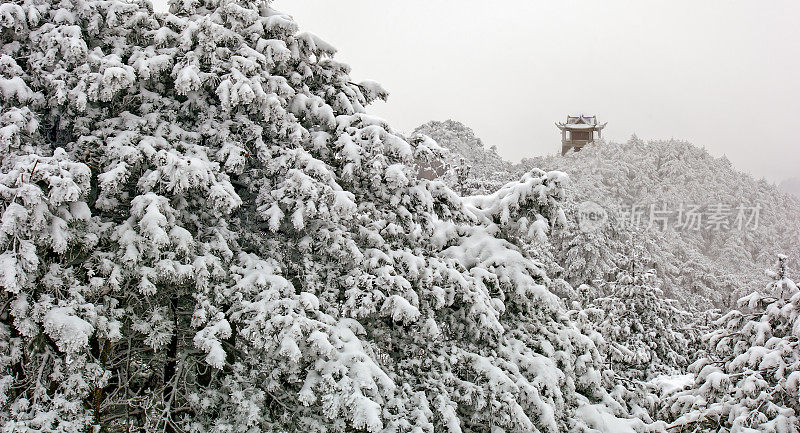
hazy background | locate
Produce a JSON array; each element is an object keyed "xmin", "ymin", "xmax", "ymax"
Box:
[{"xmin": 153, "ymin": 0, "xmax": 800, "ymax": 183}]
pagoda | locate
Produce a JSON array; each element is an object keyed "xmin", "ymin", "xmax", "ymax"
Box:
[{"xmin": 556, "ymin": 115, "xmax": 606, "ymax": 155}]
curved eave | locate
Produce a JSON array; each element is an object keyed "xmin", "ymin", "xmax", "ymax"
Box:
[
  {"xmin": 556, "ymin": 121, "xmax": 607, "ymax": 131},
  {"xmin": 556, "ymin": 123, "xmax": 598, "ymax": 130}
]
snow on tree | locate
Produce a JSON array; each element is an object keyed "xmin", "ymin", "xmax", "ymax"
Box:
[
  {"xmin": 520, "ymin": 136, "xmax": 800, "ymax": 310},
  {"xmin": 0, "ymin": 1, "xmax": 642, "ymax": 432},
  {"xmin": 429, "ymin": 123, "xmax": 800, "ymax": 311},
  {"xmin": 413, "ymin": 120, "xmax": 515, "ymax": 195},
  {"xmin": 662, "ymin": 255, "xmax": 800, "ymax": 432},
  {"xmin": 549, "ymin": 203, "xmax": 628, "ymax": 289},
  {"xmin": 590, "ymin": 269, "xmax": 692, "ymax": 383},
  {"xmin": 565, "ymin": 255, "xmax": 694, "ymax": 426}
]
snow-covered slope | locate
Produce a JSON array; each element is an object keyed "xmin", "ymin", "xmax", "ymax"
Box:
[
  {"xmin": 660, "ymin": 256, "xmax": 800, "ymax": 431},
  {"xmin": 418, "ymin": 121, "xmax": 800, "ymax": 308},
  {"xmin": 413, "ymin": 120, "xmax": 518, "ymax": 194},
  {"xmin": 0, "ymin": 1, "xmax": 642, "ymax": 432},
  {"xmin": 780, "ymin": 177, "xmax": 800, "ymax": 198},
  {"xmin": 524, "ymin": 138, "xmax": 800, "ymax": 306},
  {"xmin": 3, "ymin": 0, "xmax": 796, "ymax": 430}
]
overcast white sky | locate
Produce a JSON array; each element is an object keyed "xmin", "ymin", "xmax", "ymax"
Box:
[{"xmin": 154, "ymin": 1, "xmax": 800, "ymax": 182}]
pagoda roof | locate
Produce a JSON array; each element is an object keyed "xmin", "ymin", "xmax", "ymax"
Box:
[{"xmin": 556, "ymin": 114, "xmax": 606, "ymax": 130}]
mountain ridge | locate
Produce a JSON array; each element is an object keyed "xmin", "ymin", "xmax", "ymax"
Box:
[{"xmin": 415, "ymin": 119, "xmax": 800, "ymax": 308}]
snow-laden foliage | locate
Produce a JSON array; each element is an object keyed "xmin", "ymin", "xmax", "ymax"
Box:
[
  {"xmin": 422, "ymin": 120, "xmax": 800, "ymax": 310},
  {"xmin": 564, "ymin": 254, "xmax": 696, "ymax": 426},
  {"xmin": 780, "ymin": 177, "xmax": 800, "ymax": 199},
  {"xmin": 0, "ymin": 1, "xmax": 641, "ymax": 431},
  {"xmin": 587, "ymin": 268, "xmax": 691, "ymax": 382},
  {"xmin": 417, "ymin": 121, "xmax": 800, "ymax": 432},
  {"xmin": 662, "ymin": 255, "xmax": 800, "ymax": 432},
  {"xmin": 522, "ymin": 136, "xmax": 800, "ymax": 309},
  {"xmin": 414, "ymin": 120, "xmax": 514, "ymax": 195}
]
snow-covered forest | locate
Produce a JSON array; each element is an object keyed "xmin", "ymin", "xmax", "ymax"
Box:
[
  {"xmin": 0, "ymin": 1, "xmax": 798, "ymax": 432},
  {"xmin": 781, "ymin": 178, "xmax": 800, "ymax": 199},
  {"xmin": 418, "ymin": 120, "xmax": 800, "ymax": 308}
]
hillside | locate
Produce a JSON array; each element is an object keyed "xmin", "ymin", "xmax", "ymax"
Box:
[
  {"xmin": 417, "ymin": 121, "xmax": 800, "ymax": 308},
  {"xmin": 3, "ymin": 1, "xmax": 798, "ymax": 431},
  {"xmin": 780, "ymin": 177, "xmax": 800, "ymax": 198},
  {"xmin": 413, "ymin": 120, "xmax": 518, "ymax": 194},
  {"xmin": 0, "ymin": 2, "xmax": 644, "ymax": 432}
]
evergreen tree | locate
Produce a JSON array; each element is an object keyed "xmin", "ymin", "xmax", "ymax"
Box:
[
  {"xmin": 570, "ymin": 246, "xmax": 695, "ymax": 425},
  {"xmin": 663, "ymin": 255, "xmax": 800, "ymax": 432},
  {"xmin": 0, "ymin": 1, "xmax": 637, "ymax": 432},
  {"xmin": 589, "ymin": 269, "xmax": 691, "ymax": 382}
]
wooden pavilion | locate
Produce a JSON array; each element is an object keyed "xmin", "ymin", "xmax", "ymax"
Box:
[{"xmin": 556, "ymin": 115, "xmax": 606, "ymax": 155}]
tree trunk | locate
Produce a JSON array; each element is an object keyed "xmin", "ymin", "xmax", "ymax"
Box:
[{"xmin": 163, "ymin": 296, "xmax": 180, "ymax": 433}]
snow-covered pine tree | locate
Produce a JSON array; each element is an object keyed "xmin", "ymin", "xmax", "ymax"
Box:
[
  {"xmin": 519, "ymin": 135, "xmax": 800, "ymax": 310},
  {"xmin": 414, "ymin": 120, "xmax": 515, "ymax": 195},
  {"xmin": 549, "ymin": 203, "xmax": 625, "ymax": 289},
  {"xmin": 598, "ymin": 238, "xmax": 693, "ymax": 378},
  {"xmin": 0, "ymin": 0, "xmax": 639, "ymax": 432},
  {"xmin": 551, "ymin": 228, "xmax": 695, "ymax": 426},
  {"xmin": 663, "ymin": 255, "xmax": 800, "ymax": 432},
  {"xmin": 580, "ymin": 265, "xmax": 693, "ymax": 416}
]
